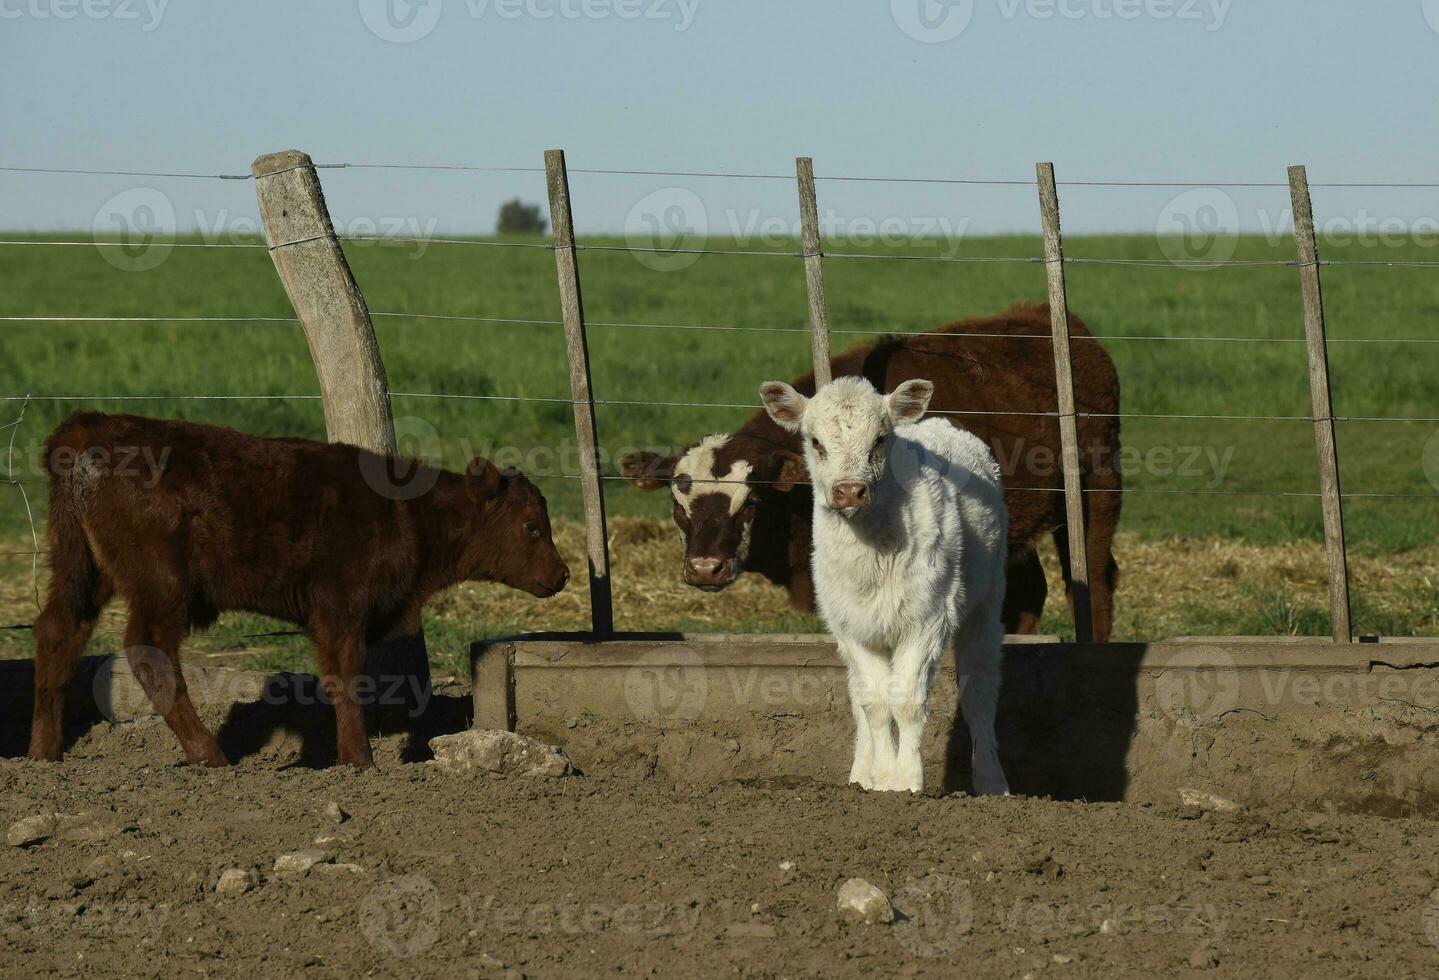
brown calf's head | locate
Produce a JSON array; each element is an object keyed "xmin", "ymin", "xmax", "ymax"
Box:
[
  {"xmin": 463, "ymin": 457, "xmax": 569, "ymax": 598},
  {"xmin": 620, "ymin": 435, "xmax": 806, "ymax": 591}
]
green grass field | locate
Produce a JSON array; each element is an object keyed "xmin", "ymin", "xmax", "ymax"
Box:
[{"xmin": 1, "ymin": 230, "xmax": 1436, "ymax": 662}]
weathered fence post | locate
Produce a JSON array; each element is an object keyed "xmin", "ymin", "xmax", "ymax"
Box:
[
  {"xmin": 253, "ymin": 150, "xmax": 396, "ymax": 449},
  {"xmin": 1287, "ymin": 165, "xmax": 1353, "ymax": 642},
  {"xmin": 544, "ymin": 149, "xmax": 614, "ymax": 637},
  {"xmin": 795, "ymin": 157, "xmax": 833, "ymax": 386},
  {"xmin": 252, "ymin": 149, "xmax": 430, "ymax": 713},
  {"xmin": 1035, "ymin": 162, "xmax": 1094, "ymax": 643}
]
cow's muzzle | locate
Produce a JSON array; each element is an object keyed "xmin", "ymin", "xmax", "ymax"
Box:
[
  {"xmin": 684, "ymin": 555, "xmax": 735, "ymax": 591},
  {"xmin": 831, "ymin": 481, "xmax": 870, "ymax": 515}
]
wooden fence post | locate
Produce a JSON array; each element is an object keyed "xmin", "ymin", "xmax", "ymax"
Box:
[
  {"xmin": 544, "ymin": 149, "xmax": 614, "ymax": 637},
  {"xmin": 253, "ymin": 150, "xmax": 396, "ymax": 449},
  {"xmin": 795, "ymin": 157, "xmax": 833, "ymax": 387},
  {"xmin": 252, "ymin": 149, "xmax": 430, "ymax": 711},
  {"xmin": 1288, "ymin": 165, "xmax": 1353, "ymax": 642},
  {"xmin": 1035, "ymin": 162, "xmax": 1094, "ymax": 643}
]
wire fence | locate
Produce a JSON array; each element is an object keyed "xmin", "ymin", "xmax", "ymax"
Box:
[{"xmin": 3, "ymin": 156, "xmax": 1437, "ymax": 640}]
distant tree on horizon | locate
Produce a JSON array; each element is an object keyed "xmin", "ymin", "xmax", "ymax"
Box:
[{"xmin": 496, "ymin": 198, "xmax": 547, "ymax": 235}]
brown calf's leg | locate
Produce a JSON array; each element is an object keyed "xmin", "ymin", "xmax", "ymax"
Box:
[
  {"xmin": 1050, "ymin": 528, "xmax": 1084, "ymax": 641},
  {"xmin": 1001, "ymin": 544, "xmax": 1048, "ymax": 635},
  {"xmin": 312, "ymin": 619, "xmax": 374, "ymax": 768},
  {"xmin": 1050, "ymin": 498, "xmax": 1121, "ymax": 643},
  {"xmin": 124, "ymin": 609, "xmax": 228, "ymax": 767},
  {"xmin": 1080, "ymin": 486, "xmax": 1122, "ymax": 644},
  {"xmin": 28, "ymin": 584, "xmax": 108, "ymax": 762}
]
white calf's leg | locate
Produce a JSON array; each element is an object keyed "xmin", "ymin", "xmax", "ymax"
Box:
[
  {"xmin": 955, "ymin": 599, "xmax": 1009, "ymax": 796},
  {"xmin": 845, "ymin": 690, "xmax": 873, "ymax": 788},
  {"xmin": 841, "ymin": 642, "xmax": 895, "ymax": 790},
  {"xmin": 887, "ymin": 634, "xmax": 945, "ymax": 793}
]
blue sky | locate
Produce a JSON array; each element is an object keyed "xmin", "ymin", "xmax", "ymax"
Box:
[{"xmin": 3, "ymin": 1, "xmax": 1438, "ymax": 237}]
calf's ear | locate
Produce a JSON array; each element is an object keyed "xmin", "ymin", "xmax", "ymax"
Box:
[
  {"xmin": 619, "ymin": 451, "xmax": 676, "ymax": 492},
  {"xmin": 768, "ymin": 450, "xmax": 807, "ymax": 492},
  {"xmin": 760, "ymin": 381, "xmax": 808, "ymax": 432},
  {"xmin": 887, "ymin": 379, "xmax": 934, "ymax": 424},
  {"xmin": 465, "ymin": 456, "xmax": 505, "ymax": 501}
]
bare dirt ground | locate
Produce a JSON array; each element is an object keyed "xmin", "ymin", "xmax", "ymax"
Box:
[{"xmin": 2, "ymin": 696, "xmax": 1437, "ymax": 979}]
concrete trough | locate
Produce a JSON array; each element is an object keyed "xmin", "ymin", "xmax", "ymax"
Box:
[
  {"xmin": 472, "ymin": 633, "xmax": 1439, "ymax": 817},
  {"xmin": 2, "ymin": 633, "xmax": 1435, "ymax": 818}
]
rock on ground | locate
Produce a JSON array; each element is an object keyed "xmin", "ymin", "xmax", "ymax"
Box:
[
  {"xmin": 837, "ymin": 878, "xmax": 893, "ymax": 925},
  {"xmin": 7, "ymin": 811, "xmax": 130, "ymax": 848},
  {"xmin": 216, "ymin": 868, "xmax": 256, "ymax": 895},
  {"xmin": 429, "ymin": 729, "xmax": 573, "ymax": 778},
  {"xmin": 7, "ymin": 813, "xmax": 60, "ymax": 847},
  {"xmin": 1179, "ymin": 788, "xmax": 1241, "ymax": 813},
  {"xmin": 272, "ymin": 849, "xmax": 333, "ymax": 877}
]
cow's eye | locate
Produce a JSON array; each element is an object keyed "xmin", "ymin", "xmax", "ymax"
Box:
[
  {"xmin": 873, "ymin": 434, "xmax": 885, "ymax": 449},
  {"xmin": 524, "ymin": 521, "xmax": 541, "ymax": 540},
  {"xmin": 810, "ymin": 437, "xmax": 825, "ymax": 455}
]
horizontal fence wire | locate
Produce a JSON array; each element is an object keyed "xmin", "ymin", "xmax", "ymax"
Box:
[
  {"xmin": 3, "ymin": 311, "xmax": 1437, "ymax": 347},
  {"xmin": 335, "ymin": 235, "xmax": 554, "ymax": 250},
  {"xmin": 3, "ymin": 389, "xmax": 1439, "ymax": 423},
  {"xmin": 11, "ymin": 160, "xmax": 1439, "ymax": 188},
  {"xmin": 8, "ymin": 233, "xmax": 1439, "ymax": 273},
  {"xmin": 0, "ymin": 240, "xmax": 267, "ymax": 249}
]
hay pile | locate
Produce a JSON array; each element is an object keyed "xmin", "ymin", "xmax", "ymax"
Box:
[{"xmin": 2, "ymin": 519, "xmax": 1434, "ymax": 661}]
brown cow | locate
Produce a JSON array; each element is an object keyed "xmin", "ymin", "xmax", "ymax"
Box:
[
  {"xmin": 28, "ymin": 412, "xmax": 568, "ymax": 768},
  {"xmin": 620, "ymin": 304, "xmax": 1123, "ymax": 641}
]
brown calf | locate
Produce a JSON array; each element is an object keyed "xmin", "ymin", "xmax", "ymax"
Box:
[
  {"xmin": 28, "ymin": 413, "xmax": 568, "ymax": 768},
  {"xmin": 621, "ymin": 304, "xmax": 1123, "ymax": 641}
]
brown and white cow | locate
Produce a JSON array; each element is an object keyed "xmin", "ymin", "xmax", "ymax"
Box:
[
  {"xmin": 29, "ymin": 412, "xmax": 569, "ymax": 768},
  {"xmin": 620, "ymin": 304, "xmax": 1123, "ymax": 641}
]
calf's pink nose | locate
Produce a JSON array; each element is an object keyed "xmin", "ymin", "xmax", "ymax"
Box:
[{"xmin": 832, "ymin": 481, "xmax": 869, "ymax": 510}]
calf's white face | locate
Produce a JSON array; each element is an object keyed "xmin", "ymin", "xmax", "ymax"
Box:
[{"xmin": 760, "ymin": 376, "xmax": 933, "ymax": 517}]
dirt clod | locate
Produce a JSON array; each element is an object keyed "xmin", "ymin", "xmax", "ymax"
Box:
[
  {"xmin": 429, "ymin": 729, "xmax": 573, "ymax": 778},
  {"xmin": 837, "ymin": 878, "xmax": 893, "ymax": 925},
  {"xmin": 272, "ymin": 849, "xmax": 332, "ymax": 877},
  {"xmin": 215, "ymin": 868, "xmax": 255, "ymax": 895},
  {"xmin": 7, "ymin": 812, "xmax": 59, "ymax": 847}
]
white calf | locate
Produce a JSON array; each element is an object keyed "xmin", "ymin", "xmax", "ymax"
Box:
[{"xmin": 760, "ymin": 375, "xmax": 1009, "ymax": 795}]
